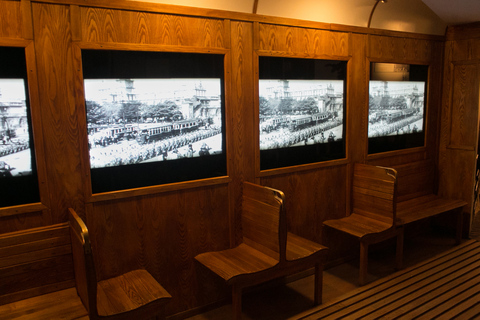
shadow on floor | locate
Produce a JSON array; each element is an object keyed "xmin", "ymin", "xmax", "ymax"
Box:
[{"xmin": 185, "ymin": 228, "xmax": 462, "ymax": 320}]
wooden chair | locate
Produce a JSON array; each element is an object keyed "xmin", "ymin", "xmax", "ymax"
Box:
[
  {"xmin": 195, "ymin": 182, "xmax": 328, "ymax": 320},
  {"xmin": 68, "ymin": 208, "xmax": 171, "ymax": 320},
  {"xmin": 323, "ymin": 163, "xmax": 403, "ymax": 286}
]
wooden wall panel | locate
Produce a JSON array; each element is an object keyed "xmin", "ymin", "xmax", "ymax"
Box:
[
  {"xmin": 229, "ymin": 21, "xmax": 256, "ymax": 245},
  {"xmin": 449, "ymin": 63, "xmax": 479, "ymax": 149},
  {"xmin": 439, "ymin": 23, "xmax": 480, "ymax": 233},
  {"xmin": 32, "ymin": 3, "xmax": 86, "ymax": 223},
  {"xmin": 0, "ymin": 1, "xmax": 22, "ymax": 39},
  {"xmin": 80, "ymin": 7, "xmax": 226, "ymax": 48},
  {"xmin": 261, "ymin": 165, "xmax": 347, "ymax": 244},
  {"xmin": 259, "ymin": 164, "xmax": 353, "ymax": 264},
  {"xmin": 0, "ymin": 0, "xmax": 451, "ymax": 317},
  {"xmin": 257, "ymin": 24, "xmax": 349, "ymax": 57},
  {"xmin": 348, "ymin": 33, "xmax": 368, "ymax": 164},
  {"xmin": 87, "ymin": 185, "xmax": 230, "ymax": 315},
  {"xmin": 368, "ymin": 35, "xmax": 435, "ymax": 63}
]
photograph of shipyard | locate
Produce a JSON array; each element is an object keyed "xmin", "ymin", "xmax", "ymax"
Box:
[
  {"xmin": 84, "ymin": 78, "xmax": 223, "ymax": 169},
  {"xmin": 259, "ymin": 79, "xmax": 344, "ymax": 150},
  {"xmin": 0, "ymin": 79, "xmax": 32, "ymax": 177},
  {"xmin": 368, "ymin": 81, "xmax": 425, "ymax": 138}
]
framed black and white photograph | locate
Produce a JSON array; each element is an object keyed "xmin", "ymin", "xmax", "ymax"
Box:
[
  {"xmin": 368, "ymin": 63, "xmax": 428, "ymax": 154},
  {"xmin": 368, "ymin": 81, "xmax": 424, "ymax": 138},
  {"xmin": 85, "ymin": 78, "xmax": 222, "ymax": 168},
  {"xmin": 259, "ymin": 80, "xmax": 344, "ymax": 150},
  {"xmin": 0, "ymin": 46, "xmax": 40, "ymax": 207},
  {"xmin": 82, "ymin": 50, "xmax": 226, "ymax": 193},
  {"xmin": 259, "ymin": 57, "xmax": 347, "ymax": 170}
]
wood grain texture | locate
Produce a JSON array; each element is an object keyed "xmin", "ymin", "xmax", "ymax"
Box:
[
  {"xmin": 32, "ymin": 2, "xmax": 86, "ymax": 223},
  {"xmin": 438, "ymin": 24, "xmax": 480, "ymax": 224},
  {"xmin": 449, "ymin": 63, "xmax": 479, "ymax": 148},
  {"xmin": 0, "ymin": 1, "xmax": 452, "ymax": 317},
  {"xmin": 301, "ymin": 240, "xmax": 480, "ymax": 320},
  {"xmin": 261, "ymin": 165, "xmax": 347, "ymax": 245},
  {"xmin": 229, "ymin": 21, "xmax": 256, "ymax": 245},
  {"xmin": 86, "ymin": 184, "xmax": 230, "ymax": 315},
  {"xmin": 81, "ymin": 7, "xmax": 225, "ymax": 48},
  {"xmin": 0, "ymin": 223, "xmax": 74, "ymax": 305},
  {"xmin": 257, "ymin": 24, "xmax": 349, "ymax": 58},
  {"xmin": 368, "ymin": 35, "xmax": 437, "ymax": 63},
  {"xmin": 0, "ymin": 0, "xmax": 23, "ymax": 39},
  {"xmin": 195, "ymin": 182, "xmax": 328, "ymax": 319}
]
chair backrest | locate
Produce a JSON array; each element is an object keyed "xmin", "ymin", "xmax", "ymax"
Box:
[
  {"xmin": 68, "ymin": 208, "xmax": 98, "ymax": 317},
  {"xmin": 241, "ymin": 182, "xmax": 287, "ymax": 262},
  {"xmin": 392, "ymin": 159, "xmax": 435, "ymax": 202},
  {"xmin": 353, "ymin": 163, "xmax": 398, "ymax": 226}
]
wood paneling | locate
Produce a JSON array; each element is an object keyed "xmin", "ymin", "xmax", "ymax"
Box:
[
  {"xmin": 229, "ymin": 21, "xmax": 255, "ymax": 245},
  {"xmin": 368, "ymin": 35, "xmax": 436, "ymax": 63},
  {"xmin": 0, "ymin": 0, "xmax": 449, "ymax": 317},
  {"xmin": 86, "ymin": 184, "xmax": 230, "ymax": 314},
  {"xmin": 0, "ymin": 223, "xmax": 74, "ymax": 305},
  {"xmin": 80, "ymin": 7, "xmax": 226, "ymax": 48},
  {"xmin": 438, "ymin": 23, "xmax": 480, "ymax": 233},
  {"xmin": 449, "ymin": 63, "xmax": 479, "ymax": 149},
  {"xmin": 260, "ymin": 165, "xmax": 347, "ymax": 244},
  {"xmin": 257, "ymin": 24, "xmax": 349, "ymax": 57},
  {"xmin": 32, "ymin": 2, "xmax": 86, "ymax": 223},
  {"xmin": 0, "ymin": 1, "xmax": 23, "ymax": 39}
]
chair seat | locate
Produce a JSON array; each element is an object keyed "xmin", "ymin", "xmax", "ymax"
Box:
[
  {"xmin": 96, "ymin": 269, "xmax": 171, "ymax": 317},
  {"xmin": 286, "ymin": 232, "xmax": 328, "ymax": 261},
  {"xmin": 195, "ymin": 243, "xmax": 279, "ymax": 284},
  {"xmin": 323, "ymin": 213, "xmax": 393, "ymax": 239}
]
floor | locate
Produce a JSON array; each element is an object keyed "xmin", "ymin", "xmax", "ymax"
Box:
[
  {"xmin": 184, "ymin": 228, "xmax": 464, "ymax": 320},
  {"xmin": 297, "ymin": 240, "xmax": 480, "ymax": 320}
]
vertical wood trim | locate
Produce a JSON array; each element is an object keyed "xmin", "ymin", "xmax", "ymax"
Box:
[
  {"xmin": 253, "ymin": 22, "xmax": 260, "ymax": 182},
  {"xmin": 447, "ymin": 61, "xmax": 479, "ymax": 149},
  {"xmin": 69, "ymin": 4, "xmax": 81, "ymax": 41},
  {"xmin": 25, "ymin": 41, "xmax": 52, "ymax": 223},
  {"xmin": 21, "ymin": 0, "xmax": 34, "ymax": 40},
  {"xmin": 224, "ymin": 19, "xmax": 236, "ymax": 247},
  {"xmin": 71, "ymin": 43, "xmax": 92, "ymax": 200}
]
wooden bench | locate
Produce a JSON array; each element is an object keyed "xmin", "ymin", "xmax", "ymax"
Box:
[
  {"xmin": 69, "ymin": 208, "xmax": 172, "ymax": 320},
  {"xmin": 323, "ymin": 161, "xmax": 468, "ymax": 286},
  {"xmin": 323, "ymin": 163, "xmax": 404, "ymax": 286},
  {"xmin": 393, "ymin": 159, "xmax": 467, "ymax": 244},
  {"xmin": 0, "ymin": 223, "xmax": 75, "ymax": 306},
  {"xmin": 195, "ymin": 182, "xmax": 329, "ymax": 320}
]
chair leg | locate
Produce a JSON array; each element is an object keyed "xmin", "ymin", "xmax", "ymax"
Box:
[
  {"xmin": 396, "ymin": 228, "xmax": 404, "ymax": 270},
  {"xmin": 455, "ymin": 208, "xmax": 463, "ymax": 245},
  {"xmin": 314, "ymin": 263, "xmax": 323, "ymax": 305},
  {"xmin": 232, "ymin": 285, "xmax": 242, "ymax": 320},
  {"xmin": 359, "ymin": 241, "xmax": 368, "ymax": 286}
]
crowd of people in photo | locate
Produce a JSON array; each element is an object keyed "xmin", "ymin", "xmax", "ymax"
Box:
[
  {"xmin": 368, "ymin": 114, "xmax": 422, "ymax": 138},
  {"xmin": 89, "ymin": 126, "xmax": 221, "ymax": 168},
  {"xmin": 0, "ymin": 133, "xmax": 29, "ymax": 158},
  {"xmin": 260, "ymin": 118, "xmax": 342, "ymax": 150}
]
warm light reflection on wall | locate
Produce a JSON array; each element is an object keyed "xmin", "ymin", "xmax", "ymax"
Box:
[{"xmin": 128, "ymin": 0, "xmax": 447, "ymax": 35}]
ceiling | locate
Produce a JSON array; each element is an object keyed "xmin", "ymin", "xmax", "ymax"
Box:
[
  {"xmin": 130, "ymin": 0, "xmax": 480, "ymax": 35},
  {"xmin": 422, "ymin": 0, "xmax": 480, "ymax": 25}
]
